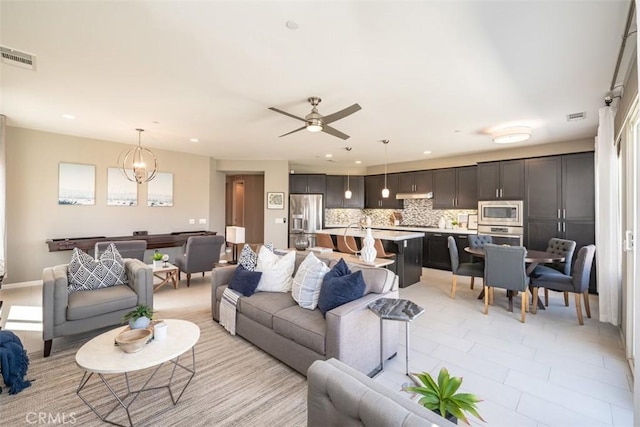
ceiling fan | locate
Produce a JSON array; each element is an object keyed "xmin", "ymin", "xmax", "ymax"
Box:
[{"xmin": 269, "ymin": 97, "xmax": 361, "ymax": 140}]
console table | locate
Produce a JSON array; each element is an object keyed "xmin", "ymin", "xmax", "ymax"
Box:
[{"xmin": 45, "ymin": 231, "xmax": 217, "ymax": 253}]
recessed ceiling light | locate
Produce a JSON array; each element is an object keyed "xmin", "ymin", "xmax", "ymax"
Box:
[
  {"xmin": 423, "ymin": 150, "xmax": 432, "ymax": 155},
  {"xmin": 454, "ymin": 130, "xmax": 460, "ymax": 133},
  {"xmin": 286, "ymin": 20, "xmax": 299, "ymax": 30},
  {"xmin": 189, "ymin": 138, "xmax": 199, "ymax": 143},
  {"xmin": 355, "ymin": 160, "xmax": 362, "ymax": 164},
  {"xmin": 325, "ymin": 154, "xmax": 332, "ymax": 158},
  {"xmin": 62, "ymin": 114, "xmax": 76, "ymax": 119}
]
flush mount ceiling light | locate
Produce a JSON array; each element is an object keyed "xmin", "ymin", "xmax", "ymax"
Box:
[
  {"xmin": 491, "ymin": 126, "xmax": 532, "ymax": 144},
  {"xmin": 119, "ymin": 129, "xmax": 158, "ymax": 184}
]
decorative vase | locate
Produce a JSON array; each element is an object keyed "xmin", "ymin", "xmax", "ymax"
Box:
[
  {"xmin": 360, "ymin": 228, "xmax": 376, "ymax": 263},
  {"xmin": 129, "ymin": 316, "xmax": 151, "ymax": 330},
  {"xmin": 294, "ymin": 235, "xmax": 310, "ymax": 251}
]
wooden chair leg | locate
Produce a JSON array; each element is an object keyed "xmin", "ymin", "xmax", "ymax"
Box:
[
  {"xmin": 187, "ymin": 273, "xmax": 191, "ymax": 287},
  {"xmin": 574, "ymin": 293, "xmax": 584, "ymax": 325},
  {"xmin": 531, "ymin": 287, "xmax": 539, "ymax": 314},
  {"xmin": 544, "ymin": 288, "xmax": 549, "ymax": 306},
  {"xmin": 583, "ymin": 290, "xmax": 592, "ymax": 318},
  {"xmin": 451, "ymin": 275, "xmax": 457, "ymax": 299},
  {"xmin": 521, "ymin": 292, "xmax": 527, "ymax": 323},
  {"xmin": 564, "ymin": 291, "xmax": 569, "ymax": 307},
  {"xmin": 524, "ymin": 289, "xmax": 530, "ymax": 313},
  {"xmin": 489, "ymin": 287, "xmax": 494, "ymax": 305},
  {"xmin": 484, "ymin": 286, "xmax": 489, "ymax": 314},
  {"xmin": 44, "ymin": 339, "xmax": 53, "ymax": 357},
  {"xmin": 470, "ymin": 276, "xmax": 475, "ymax": 290}
]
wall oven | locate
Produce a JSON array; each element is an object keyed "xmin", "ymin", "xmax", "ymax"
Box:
[
  {"xmin": 477, "ymin": 200, "xmax": 524, "ymax": 246},
  {"xmin": 478, "ymin": 200, "xmax": 523, "ymax": 227}
]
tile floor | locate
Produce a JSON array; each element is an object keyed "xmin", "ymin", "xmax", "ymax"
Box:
[{"xmin": 0, "ymin": 268, "xmax": 633, "ymax": 426}]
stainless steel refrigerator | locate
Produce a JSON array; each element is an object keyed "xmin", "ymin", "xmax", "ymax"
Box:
[{"xmin": 289, "ymin": 194, "xmax": 323, "ymax": 249}]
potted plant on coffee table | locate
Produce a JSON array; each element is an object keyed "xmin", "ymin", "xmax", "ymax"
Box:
[
  {"xmin": 152, "ymin": 250, "xmax": 164, "ymax": 268},
  {"xmin": 122, "ymin": 304, "xmax": 154, "ymax": 329},
  {"xmin": 403, "ymin": 367, "xmax": 484, "ymax": 425}
]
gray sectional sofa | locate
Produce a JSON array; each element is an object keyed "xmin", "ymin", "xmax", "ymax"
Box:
[
  {"xmin": 211, "ymin": 252, "xmax": 400, "ymax": 376},
  {"xmin": 307, "ymin": 358, "xmax": 455, "ymax": 427}
]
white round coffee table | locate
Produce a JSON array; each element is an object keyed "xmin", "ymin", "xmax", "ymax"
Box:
[{"xmin": 75, "ymin": 319, "xmax": 200, "ymax": 427}]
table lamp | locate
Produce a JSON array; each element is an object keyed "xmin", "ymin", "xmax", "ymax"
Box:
[{"xmin": 226, "ymin": 226, "xmax": 245, "ymax": 264}]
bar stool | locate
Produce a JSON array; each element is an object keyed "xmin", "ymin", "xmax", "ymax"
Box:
[
  {"xmin": 337, "ymin": 235, "xmax": 359, "ymax": 254},
  {"xmin": 315, "ymin": 233, "xmax": 335, "ymax": 250},
  {"xmin": 374, "ymin": 239, "xmax": 395, "ymax": 259}
]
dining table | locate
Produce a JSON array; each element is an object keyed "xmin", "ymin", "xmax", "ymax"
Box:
[{"xmin": 464, "ymin": 246, "xmax": 565, "ymax": 310}]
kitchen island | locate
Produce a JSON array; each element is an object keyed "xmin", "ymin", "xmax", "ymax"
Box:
[{"xmin": 316, "ymin": 228, "xmax": 424, "ymax": 288}]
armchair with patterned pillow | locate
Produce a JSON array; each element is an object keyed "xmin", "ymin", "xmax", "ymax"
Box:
[{"xmin": 41, "ymin": 243, "xmax": 153, "ymax": 357}]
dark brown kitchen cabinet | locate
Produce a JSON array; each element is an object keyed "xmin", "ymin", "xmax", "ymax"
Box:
[
  {"xmin": 433, "ymin": 166, "xmax": 478, "ymax": 209},
  {"xmin": 325, "ymin": 175, "xmax": 364, "ymax": 209},
  {"xmin": 525, "ymin": 152, "xmax": 596, "ymax": 292},
  {"xmin": 422, "ymin": 232, "xmax": 472, "ymax": 269},
  {"xmin": 397, "ymin": 170, "xmax": 433, "ymax": 194},
  {"xmin": 365, "ymin": 174, "xmax": 401, "ymax": 209},
  {"xmin": 289, "ymin": 174, "xmax": 326, "ymax": 194},
  {"xmin": 477, "ymin": 160, "xmax": 525, "ymax": 200}
]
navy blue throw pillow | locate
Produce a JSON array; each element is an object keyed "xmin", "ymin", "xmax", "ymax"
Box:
[
  {"xmin": 228, "ymin": 264, "xmax": 262, "ymax": 297},
  {"xmin": 317, "ymin": 260, "xmax": 366, "ymax": 316}
]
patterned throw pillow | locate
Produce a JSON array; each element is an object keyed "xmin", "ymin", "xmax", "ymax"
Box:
[
  {"xmin": 238, "ymin": 244, "xmax": 258, "ymax": 271},
  {"xmin": 67, "ymin": 243, "xmax": 128, "ymax": 293},
  {"xmin": 291, "ymin": 252, "xmax": 330, "ymax": 310}
]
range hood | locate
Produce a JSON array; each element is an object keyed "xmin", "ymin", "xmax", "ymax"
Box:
[{"xmin": 396, "ymin": 192, "xmax": 433, "ymax": 200}]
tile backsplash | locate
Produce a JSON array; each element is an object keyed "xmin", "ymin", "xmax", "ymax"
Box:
[{"xmin": 325, "ymin": 199, "xmax": 477, "ymax": 228}]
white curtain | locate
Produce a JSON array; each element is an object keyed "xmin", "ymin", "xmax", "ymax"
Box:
[
  {"xmin": 595, "ymin": 106, "xmax": 621, "ymax": 325},
  {"xmin": 0, "ymin": 115, "xmax": 4, "ymax": 279}
]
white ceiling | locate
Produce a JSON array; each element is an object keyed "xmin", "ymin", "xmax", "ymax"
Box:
[{"xmin": 0, "ymin": 1, "xmax": 634, "ymax": 169}]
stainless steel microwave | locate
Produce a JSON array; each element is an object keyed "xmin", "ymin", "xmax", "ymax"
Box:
[{"xmin": 477, "ymin": 200, "xmax": 523, "ymax": 227}]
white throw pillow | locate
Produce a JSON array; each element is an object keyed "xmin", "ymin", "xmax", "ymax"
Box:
[
  {"xmin": 291, "ymin": 252, "xmax": 330, "ymax": 310},
  {"xmin": 255, "ymin": 246, "xmax": 296, "ymax": 292}
]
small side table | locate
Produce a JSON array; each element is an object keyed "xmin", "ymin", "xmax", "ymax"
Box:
[
  {"xmin": 368, "ymin": 298, "xmax": 425, "ymax": 376},
  {"xmin": 151, "ymin": 262, "xmax": 179, "ymax": 292}
]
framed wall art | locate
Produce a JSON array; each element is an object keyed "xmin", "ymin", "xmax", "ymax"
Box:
[
  {"xmin": 58, "ymin": 163, "xmax": 95, "ymax": 205},
  {"xmin": 267, "ymin": 192, "xmax": 284, "ymax": 209},
  {"xmin": 107, "ymin": 168, "xmax": 137, "ymax": 206},
  {"xmin": 467, "ymin": 214, "xmax": 478, "ymax": 230},
  {"xmin": 148, "ymin": 172, "xmax": 173, "ymax": 207}
]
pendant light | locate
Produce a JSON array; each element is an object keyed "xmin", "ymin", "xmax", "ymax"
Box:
[
  {"xmin": 345, "ymin": 147, "xmax": 353, "ymax": 199},
  {"xmin": 119, "ymin": 129, "xmax": 159, "ymax": 184},
  {"xmin": 381, "ymin": 139, "xmax": 390, "ymax": 198}
]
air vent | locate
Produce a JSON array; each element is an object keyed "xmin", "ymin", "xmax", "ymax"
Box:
[
  {"xmin": 1, "ymin": 46, "xmax": 36, "ymax": 70},
  {"xmin": 566, "ymin": 112, "xmax": 586, "ymax": 122}
]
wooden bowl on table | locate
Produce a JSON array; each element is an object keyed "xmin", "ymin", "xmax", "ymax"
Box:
[{"xmin": 115, "ymin": 328, "xmax": 152, "ymax": 353}]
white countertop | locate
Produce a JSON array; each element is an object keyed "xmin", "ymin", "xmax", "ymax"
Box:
[
  {"xmin": 317, "ymin": 228, "xmax": 425, "ymax": 241},
  {"xmin": 323, "ymin": 225, "xmax": 478, "ymax": 235}
]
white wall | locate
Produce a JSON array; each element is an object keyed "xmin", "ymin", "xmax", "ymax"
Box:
[{"xmin": 6, "ymin": 127, "xmax": 213, "ymax": 283}]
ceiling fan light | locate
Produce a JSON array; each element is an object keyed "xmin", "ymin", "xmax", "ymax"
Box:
[
  {"xmin": 306, "ymin": 117, "xmax": 322, "ymax": 132},
  {"xmin": 344, "ymin": 189, "xmax": 352, "ymax": 199},
  {"xmin": 491, "ymin": 126, "xmax": 532, "ymax": 144},
  {"xmin": 382, "ymin": 187, "xmax": 390, "ymax": 198}
]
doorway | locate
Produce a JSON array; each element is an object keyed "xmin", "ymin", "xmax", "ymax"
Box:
[{"xmin": 225, "ymin": 174, "xmax": 265, "ymax": 244}]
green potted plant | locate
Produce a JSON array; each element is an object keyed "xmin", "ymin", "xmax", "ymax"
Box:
[
  {"xmin": 403, "ymin": 368, "xmax": 484, "ymax": 425},
  {"xmin": 122, "ymin": 304, "xmax": 154, "ymax": 329},
  {"xmin": 152, "ymin": 250, "xmax": 164, "ymax": 267}
]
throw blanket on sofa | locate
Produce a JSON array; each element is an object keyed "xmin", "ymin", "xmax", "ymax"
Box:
[
  {"xmin": 0, "ymin": 330, "xmax": 32, "ymax": 395},
  {"xmin": 219, "ymin": 288, "xmax": 242, "ymax": 335}
]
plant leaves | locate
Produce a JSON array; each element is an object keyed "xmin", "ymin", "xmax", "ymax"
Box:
[{"xmin": 442, "ymin": 375, "xmax": 462, "ymax": 399}]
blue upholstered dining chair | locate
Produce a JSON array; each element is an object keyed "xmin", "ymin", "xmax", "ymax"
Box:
[
  {"xmin": 467, "ymin": 235, "xmax": 492, "ymax": 268},
  {"xmin": 447, "ymin": 236, "xmax": 484, "ymax": 299},
  {"xmin": 483, "ymin": 244, "xmax": 529, "ymax": 323},
  {"xmin": 531, "ymin": 238, "xmax": 577, "ymax": 307},
  {"xmin": 531, "ymin": 245, "xmax": 596, "ymax": 325}
]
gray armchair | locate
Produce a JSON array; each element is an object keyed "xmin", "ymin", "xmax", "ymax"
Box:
[
  {"xmin": 483, "ymin": 244, "xmax": 529, "ymax": 322},
  {"xmin": 531, "ymin": 245, "xmax": 596, "ymax": 324},
  {"xmin": 42, "ymin": 258, "xmax": 153, "ymax": 357},
  {"xmin": 174, "ymin": 235, "xmax": 225, "ymax": 286},
  {"xmin": 94, "ymin": 240, "xmax": 147, "ymax": 261},
  {"xmin": 447, "ymin": 236, "xmax": 484, "ymax": 298},
  {"xmin": 531, "ymin": 238, "xmax": 577, "ymax": 306}
]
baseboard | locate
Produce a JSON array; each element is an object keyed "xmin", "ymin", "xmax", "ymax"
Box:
[{"xmin": 2, "ymin": 280, "xmax": 42, "ymax": 290}]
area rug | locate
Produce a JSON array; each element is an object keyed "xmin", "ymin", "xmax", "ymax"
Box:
[{"xmin": 1, "ymin": 310, "xmax": 307, "ymax": 426}]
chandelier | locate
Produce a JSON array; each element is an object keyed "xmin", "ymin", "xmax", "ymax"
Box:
[{"xmin": 119, "ymin": 129, "xmax": 158, "ymax": 184}]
